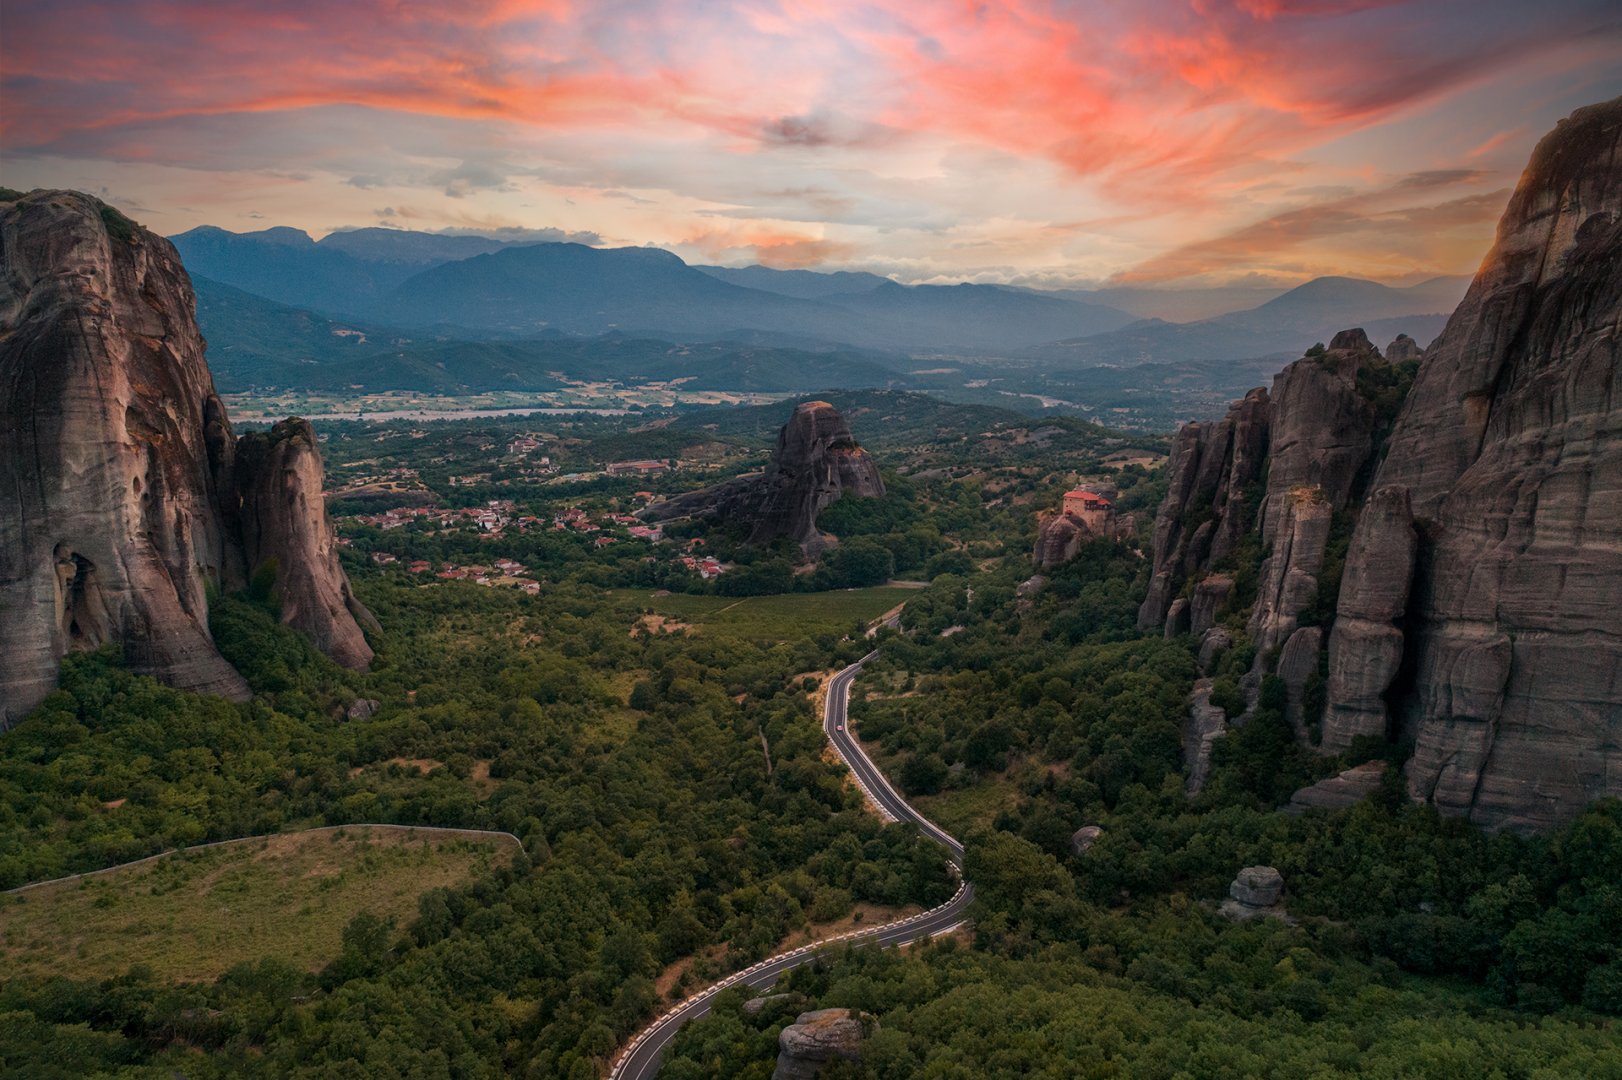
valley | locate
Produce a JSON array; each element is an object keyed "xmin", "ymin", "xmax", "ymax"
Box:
[{"xmin": 1, "ymin": 20, "xmax": 1620, "ymax": 1078}]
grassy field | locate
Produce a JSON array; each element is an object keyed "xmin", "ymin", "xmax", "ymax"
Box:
[
  {"xmin": 610, "ymin": 586, "xmax": 912, "ymax": 640},
  {"xmin": 0, "ymin": 827, "xmax": 516, "ymax": 982}
]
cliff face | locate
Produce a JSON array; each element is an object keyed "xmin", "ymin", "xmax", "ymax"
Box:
[
  {"xmin": 641, "ymin": 400, "xmax": 884, "ymax": 555},
  {"xmin": 1140, "ymin": 97, "xmax": 1622, "ymax": 831},
  {"xmin": 236, "ymin": 418, "xmax": 380, "ymax": 670},
  {"xmin": 0, "ymin": 190, "xmax": 373, "ymax": 728},
  {"xmin": 1324, "ymin": 97, "xmax": 1622, "ymax": 831}
]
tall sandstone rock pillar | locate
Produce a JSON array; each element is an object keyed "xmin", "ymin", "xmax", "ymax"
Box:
[
  {"xmin": 0, "ymin": 190, "xmax": 374, "ymax": 728},
  {"xmin": 1324, "ymin": 97, "xmax": 1622, "ymax": 831}
]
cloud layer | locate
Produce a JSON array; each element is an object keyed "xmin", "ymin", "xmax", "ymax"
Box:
[{"xmin": 4, "ymin": 0, "xmax": 1619, "ymax": 284}]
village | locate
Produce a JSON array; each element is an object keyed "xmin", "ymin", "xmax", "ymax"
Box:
[{"xmin": 343, "ymin": 496, "xmax": 728, "ymax": 588}]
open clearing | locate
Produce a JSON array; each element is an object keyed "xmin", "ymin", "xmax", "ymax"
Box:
[
  {"xmin": 0, "ymin": 826, "xmax": 515, "ymax": 982},
  {"xmin": 611, "ymin": 586, "xmax": 913, "ymax": 640}
]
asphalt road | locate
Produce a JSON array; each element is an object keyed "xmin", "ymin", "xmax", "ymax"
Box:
[{"xmin": 609, "ymin": 651, "xmax": 973, "ymax": 1080}]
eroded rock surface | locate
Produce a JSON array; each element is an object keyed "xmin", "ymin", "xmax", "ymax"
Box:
[
  {"xmin": 641, "ymin": 400, "xmax": 883, "ymax": 557},
  {"xmin": 0, "ymin": 190, "xmax": 373, "ymax": 727},
  {"xmin": 1289, "ymin": 761, "xmax": 1387, "ymax": 814},
  {"xmin": 773, "ymin": 1008, "xmax": 876, "ymax": 1080},
  {"xmin": 1326, "ymin": 97, "xmax": 1622, "ymax": 830}
]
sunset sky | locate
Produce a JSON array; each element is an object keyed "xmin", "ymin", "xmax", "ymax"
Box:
[{"xmin": 4, "ymin": 1, "xmax": 1618, "ymax": 288}]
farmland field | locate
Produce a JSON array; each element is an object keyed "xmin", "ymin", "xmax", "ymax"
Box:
[
  {"xmin": 0, "ymin": 826, "xmax": 516, "ymax": 982},
  {"xmin": 610, "ymin": 585, "xmax": 912, "ymax": 640}
]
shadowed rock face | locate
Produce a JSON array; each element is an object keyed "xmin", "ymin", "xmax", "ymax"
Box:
[
  {"xmin": 0, "ymin": 190, "xmax": 374, "ymax": 728},
  {"xmin": 640, "ymin": 400, "xmax": 884, "ymax": 556},
  {"xmin": 1133, "ymin": 98, "xmax": 1621, "ymax": 832},
  {"xmin": 1325, "ymin": 97, "xmax": 1622, "ymax": 831}
]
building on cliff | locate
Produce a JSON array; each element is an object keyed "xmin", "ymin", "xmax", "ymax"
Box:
[
  {"xmin": 1134, "ymin": 96, "xmax": 1622, "ymax": 832},
  {"xmin": 0, "ymin": 189, "xmax": 376, "ymax": 729},
  {"xmin": 1062, "ymin": 489, "xmax": 1113, "ymax": 531},
  {"xmin": 1034, "ymin": 487, "xmax": 1128, "ymax": 567}
]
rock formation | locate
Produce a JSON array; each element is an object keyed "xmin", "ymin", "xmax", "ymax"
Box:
[
  {"xmin": 1139, "ymin": 97, "xmax": 1622, "ymax": 832},
  {"xmin": 773, "ymin": 1008, "xmax": 876, "ymax": 1079},
  {"xmin": 1219, "ymin": 865, "xmax": 1288, "ymax": 922},
  {"xmin": 1070, "ymin": 825, "xmax": 1103, "ymax": 856},
  {"xmin": 640, "ymin": 400, "xmax": 884, "ymax": 556},
  {"xmin": 0, "ymin": 190, "xmax": 374, "ymax": 728},
  {"xmin": 1137, "ymin": 386, "xmax": 1270, "ymax": 629},
  {"xmin": 1384, "ymin": 333, "xmax": 1423, "ymax": 364},
  {"xmin": 1288, "ymin": 761, "xmax": 1387, "ymax": 814},
  {"xmin": 1323, "ymin": 96, "xmax": 1622, "ymax": 831},
  {"xmin": 1230, "ymin": 865, "xmax": 1284, "ymax": 907},
  {"xmin": 1032, "ymin": 511, "xmax": 1087, "ymax": 566}
]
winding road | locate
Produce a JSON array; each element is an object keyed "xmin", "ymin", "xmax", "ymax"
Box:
[{"xmin": 608, "ymin": 650, "xmax": 973, "ymax": 1080}]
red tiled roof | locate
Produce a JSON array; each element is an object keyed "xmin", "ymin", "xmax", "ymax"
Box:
[{"xmin": 1064, "ymin": 489, "xmax": 1111, "ymax": 504}]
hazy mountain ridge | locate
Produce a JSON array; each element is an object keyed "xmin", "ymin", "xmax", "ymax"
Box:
[{"xmin": 1026, "ymin": 275, "xmax": 1466, "ymax": 366}]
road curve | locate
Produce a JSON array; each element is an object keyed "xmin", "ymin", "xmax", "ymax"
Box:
[{"xmin": 609, "ymin": 651, "xmax": 972, "ymax": 1080}]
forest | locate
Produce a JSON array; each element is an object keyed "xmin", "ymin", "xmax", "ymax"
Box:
[{"xmin": 1, "ymin": 401, "xmax": 1616, "ymax": 1080}]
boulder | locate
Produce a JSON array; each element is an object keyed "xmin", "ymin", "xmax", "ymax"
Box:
[
  {"xmin": 1070, "ymin": 825, "xmax": 1103, "ymax": 856},
  {"xmin": 773, "ymin": 1008, "xmax": 875, "ymax": 1080},
  {"xmin": 346, "ymin": 698, "xmax": 382, "ymax": 721},
  {"xmin": 1229, "ymin": 866, "xmax": 1284, "ymax": 908},
  {"xmin": 0, "ymin": 190, "xmax": 373, "ymax": 727}
]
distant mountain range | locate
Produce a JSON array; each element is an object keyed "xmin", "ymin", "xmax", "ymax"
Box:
[
  {"xmin": 173, "ymin": 226, "xmax": 1138, "ymax": 352},
  {"xmin": 172, "ymin": 224, "xmax": 1469, "ymax": 382},
  {"xmin": 191, "ymin": 275, "xmax": 901, "ymax": 394},
  {"xmin": 1024, "ymin": 275, "xmax": 1467, "ymax": 365}
]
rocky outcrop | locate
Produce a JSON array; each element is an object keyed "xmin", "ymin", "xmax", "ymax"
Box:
[
  {"xmin": 1032, "ymin": 511, "xmax": 1086, "ymax": 566},
  {"xmin": 0, "ymin": 190, "xmax": 373, "ymax": 727},
  {"xmin": 1143, "ymin": 99, "xmax": 1622, "ymax": 830},
  {"xmin": 641, "ymin": 401, "xmax": 883, "ymax": 557},
  {"xmin": 1136, "ymin": 388, "xmax": 1270, "ymax": 629},
  {"xmin": 1324, "ymin": 97, "xmax": 1622, "ymax": 830},
  {"xmin": 1276, "ymin": 626, "xmax": 1324, "ymax": 741},
  {"xmin": 1140, "ymin": 332, "xmax": 1382, "ymax": 649},
  {"xmin": 1288, "ymin": 761, "xmax": 1387, "ymax": 813},
  {"xmin": 773, "ymin": 1008, "xmax": 875, "ymax": 1079},
  {"xmin": 236, "ymin": 419, "xmax": 378, "ymax": 670},
  {"xmin": 1321, "ymin": 485, "xmax": 1417, "ymax": 749},
  {"xmin": 1384, "ymin": 334, "xmax": 1423, "ymax": 364},
  {"xmin": 1190, "ymin": 574, "xmax": 1233, "ymax": 636},
  {"xmin": 1246, "ymin": 330, "xmax": 1381, "ymax": 654},
  {"xmin": 1182, "ymin": 680, "xmax": 1227, "ymax": 795}
]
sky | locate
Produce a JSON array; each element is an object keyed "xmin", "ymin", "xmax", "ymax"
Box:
[{"xmin": 3, "ymin": 1, "xmax": 1619, "ymax": 288}]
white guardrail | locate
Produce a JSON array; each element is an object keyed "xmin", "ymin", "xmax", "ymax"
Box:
[{"xmin": 607, "ymin": 878, "xmax": 969, "ymax": 1079}]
